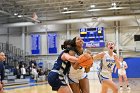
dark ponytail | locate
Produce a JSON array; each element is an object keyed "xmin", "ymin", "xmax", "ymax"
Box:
[
  {"xmin": 61, "ymin": 39, "xmax": 78, "ymax": 53},
  {"xmin": 71, "ymin": 37, "xmax": 76, "ymax": 47},
  {"xmin": 61, "ymin": 39, "xmax": 72, "ymax": 50}
]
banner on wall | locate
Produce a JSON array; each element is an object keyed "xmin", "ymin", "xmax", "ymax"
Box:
[
  {"xmin": 31, "ymin": 34, "xmax": 40, "ymax": 54},
  {"xmin": 47, "ymin": 33, "xmax": 57, "ymax": 54}
]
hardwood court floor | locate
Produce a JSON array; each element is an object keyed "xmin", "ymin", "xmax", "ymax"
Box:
[{"xmin": 4, "ymin": 79, "xmax": 140, "ymax": 93}]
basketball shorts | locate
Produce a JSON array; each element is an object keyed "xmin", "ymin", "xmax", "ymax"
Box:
[{"xmin": 47, "ymin": 70, "xmax": 67, "ymax": 91}]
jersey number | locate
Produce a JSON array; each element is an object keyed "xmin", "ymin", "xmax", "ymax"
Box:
[{"xmin": 107, "ymin": 63, "xmax": 113, "ymax": 68}]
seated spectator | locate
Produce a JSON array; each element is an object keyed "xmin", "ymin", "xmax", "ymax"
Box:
[
  {"xmin": 31, "ymin": 66, "xmax": 38, "ymax": 82},
  {"xmin": 21, "ymin": 64, "xmax": 26, "ymax": 79},
  {"xmin": 14, "ymin": 65, "xmax": 21, "ymax": 79}
]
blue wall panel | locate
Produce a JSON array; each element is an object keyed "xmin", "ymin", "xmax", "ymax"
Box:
[{"xmin": 112, "ymin": 57, "xmax": 140, "ymax": 78}]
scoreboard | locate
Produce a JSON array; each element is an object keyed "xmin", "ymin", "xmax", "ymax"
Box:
[{"xmin": 80, "ymin": 27, "xmax": 105, "ymax": 48}]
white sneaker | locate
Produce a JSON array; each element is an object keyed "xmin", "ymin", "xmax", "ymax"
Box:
[
  {"xmin": 127, "ymin": 86, "xmax": 131, "ymax": 90},
  {"xmin": 120, "ymin": 87, "xmax": 123, "ymax": 91}
]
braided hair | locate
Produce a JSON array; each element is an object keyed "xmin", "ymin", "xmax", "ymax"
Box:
[{"xmin": 61, "ymin": 39, "xmax": 76, "ymax": 53}]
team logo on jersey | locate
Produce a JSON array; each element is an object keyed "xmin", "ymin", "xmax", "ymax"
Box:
[{"xmin": 106, "ymin": 59, "xmax": 115, "ymax": 63}]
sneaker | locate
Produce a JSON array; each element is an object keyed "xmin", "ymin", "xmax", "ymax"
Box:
[
  {"xmin": 120, "ymin": 87, "xmax": 123, "ymax": 91},
  {"xmin": 127, "ymin": 86, "xmax": 131, "ymax": 90}
]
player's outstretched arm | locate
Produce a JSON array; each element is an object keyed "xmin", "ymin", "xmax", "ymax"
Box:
[
  {"xmin": 92, "ymin": 52, "xmax": 105, "ymax": 61},
  {"xmin": 114, "ymin": 55, "xmax": 120, "ymax": 69},
  {"xmin": 61, "ymin": 53, "xmax": 78, "ymax": 63}
]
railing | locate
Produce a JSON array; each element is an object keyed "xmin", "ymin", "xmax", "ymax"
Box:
[{"xmin": 0, "ymin": 42, "xmax": 30, "ymax": 67}]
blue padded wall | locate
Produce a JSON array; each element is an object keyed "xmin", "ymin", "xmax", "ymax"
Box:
[{"xmin": 112, "ymin": 57, "xmax": 140, "ymax": 78}]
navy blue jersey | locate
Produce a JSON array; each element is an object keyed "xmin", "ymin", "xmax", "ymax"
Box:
[
  {"xmin": 48, "ymin": 51, "xmax": 72, "ymax": 91},
  {"xmin": 0, "ymin": 62, "xmax": 5, "ymax": 81},
  {"xmin": 52, "ymin": 51, "xmax": 71, "ymax": 75}
]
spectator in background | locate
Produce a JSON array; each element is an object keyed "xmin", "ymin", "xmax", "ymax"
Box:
[
  {"xmin": 44, "ymin": 68, "xmax": 50, "ymax": 78},
  {"xmin": 37, "ymin": 68, "xmax": 45, "ymax": 82},
  {"xmin": 29, "ymin": 59, "xmax": 37, "ymax": 67},
  {"xmin": 31, "ymin": 66, "xmax": 38, "ymax": 82},
  {"xmin": 0, "ymin": 52, "xmax": 6, "ymax": 92},
  {"xmin": 21, "ymin": 64, "xmax": 26, "ymax": 79},
  {"xmin": 38, "ymin": 68, "xmax": 44, "ymax": 76},
  {"xmin": 29, "ymin": 60, "xmax": 37, "ymax": 76},
  {"xmin": 14, "ymin": 65, "xmax": 21, "ymax": 79}
]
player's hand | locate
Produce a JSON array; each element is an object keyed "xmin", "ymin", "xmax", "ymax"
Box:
[{"xmin": 114, "ymin": 55, "xmax": 119, "ymax": 62}]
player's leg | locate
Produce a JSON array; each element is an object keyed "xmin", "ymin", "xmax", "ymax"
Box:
[
  {"xmin": 79, "ymin": 78, "xmax": 89, "ymax": 93},
  {"xmin": 48, "ymin": 72, "xmax": 73, "ymax": 93},
  {"xmin": 101, "ymin": 82, "xmax": 108, "ymax": 93},
  {"xmin": 123, "ymin": 74, "xmax": 130, "ymax": 90},
  {"xmin": 0, "ymin": 83, "xmax": 3, "ymax": 93},
  {"xmin": 119, "ymin": 75, "xmax": 123, "ymax": 90},
  {"xmin": 69, "ymin": 83, "xmax": 81, "ymax": 93},
  {"xmin": 58, "ymin": 86, "xmax": 73, "ymax": 93},
  {"xmin": 68, "ymin": 75, "xmax": 81, "ymax": 93},
  {"xmin": 102, "ymin": 79, "xmax": 118, "ymax": 93}
]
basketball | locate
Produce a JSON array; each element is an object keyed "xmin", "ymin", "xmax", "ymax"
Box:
[{"xmin": 78, "ymin": 53, "xmax": 93, "ymax": 68}]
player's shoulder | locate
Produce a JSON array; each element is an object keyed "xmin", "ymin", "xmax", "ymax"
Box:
[
  {"xmin": 123, "ymin": 61, "xmax": 127, "ymax": 64},
  {"xmin": 113, "ymin": 52, "xmax": 117, "ymax": 55}
]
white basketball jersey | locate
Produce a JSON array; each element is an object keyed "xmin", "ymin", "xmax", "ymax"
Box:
[
  {"xmin": 69, "ymin": 66, "xmax": 85, "ymax": 78},
  {"xmin": 99, "ymin": 51, "xmax": 116, "ymax": 78},
  {"xmin": 68, "ymin": 49, "xmax": 87, "ymax": 82},
  {"xmin": 118, "ymin": 61, "xmax": 127, "ymax": 75},
  {"xmin": 119, "ymin": 61, "xmax": 127, "ymax": 69}
]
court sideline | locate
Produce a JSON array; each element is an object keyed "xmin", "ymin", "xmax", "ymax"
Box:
[{"xmin": 3, "ymin": 79, "xmax": 140, "ymax": 93}]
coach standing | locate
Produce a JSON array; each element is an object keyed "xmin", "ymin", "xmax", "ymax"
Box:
[{"xmin": 0, "ymin": 52, "xmax": 6, "ymax": 86}]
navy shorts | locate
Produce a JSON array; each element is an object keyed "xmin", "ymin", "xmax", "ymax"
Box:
[{"xmin": 47, "ymin": 71, "xmax": 67, "ymax": 91}]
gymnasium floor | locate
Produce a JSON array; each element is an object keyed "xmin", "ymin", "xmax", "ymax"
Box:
[{"xmin": 3, "ymin": 79, "xmax": 140, "ymax": 93}]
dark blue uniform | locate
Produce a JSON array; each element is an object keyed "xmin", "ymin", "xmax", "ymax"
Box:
[
  {"xmin": 47, "ymin": 51, "xmax": 71, "ymax": 91},
  {"xmin": 0, "ymin": 62, "xmax": 4, "ymax": 82}
]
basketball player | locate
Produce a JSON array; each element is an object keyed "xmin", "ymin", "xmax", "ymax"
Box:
[
  {"xmin": 93, "ymin": 41, "xmax": 120, "ymax": 93},
  {"xmin": 0, "ymin": 52, "xmax": 6, "ymax": 93},
  {"xmin": 47, "ymin": 40, "xmax": 79, "ymax": 93},
  {"xmin": 115, "ymin": 56, "xmax": 130, "ymax": 91},
  {"xmin": 68, "ymin": 36, "xmax": 91, "ymax": 93}
]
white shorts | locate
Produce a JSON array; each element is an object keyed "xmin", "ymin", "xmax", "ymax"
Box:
[
  {"xmin": 118, "ymin": 69, "xmax": 126, "ymax": 76},
  {"xmin": 98, "ymin": 72, "xmax": 112, "ymax": 83},
  {"xmin": 68, "ymin": 73, "xmax": 87, "ymax": 83},
  {"xmin": 68, "ymin": 66, "xmax": 87, "ymax": 83}
]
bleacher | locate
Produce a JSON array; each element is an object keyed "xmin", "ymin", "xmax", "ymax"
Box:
[{"xmin": 0, "ymin": 42, "xmax": 31, "ymax": 86}]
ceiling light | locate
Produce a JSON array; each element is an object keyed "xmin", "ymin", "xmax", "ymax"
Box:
[
  {"xmin": 18, "ymin": 15, "xmax": 23, "ymax": 17},
  {"xmin": 88, "ymin": 7, "xmax": 129, "ymax": 12},
  {"xmin": 63, "ymin": 7, "xmax": 68, "ymax": 10},
  {"xmin": 108, "ymin": 7, "xmax": 128, "ymax": 10},
  {"xmin": 90, "ymin": 5, "xmax": 95, "ymax": 8},
  {"xmin": 61, "ymin": 11, "xmax": 79, "ymax": 14},
  {"xmin": 14, "ymin": 13, "xmax": 18, "ymax": 16},
  {"xmin": 88, "ymin": 9, "xmax": 102, "ymax": 12},
  {"xmin": 112, "ymin": 2, "xmax": 116, "ymax": 7}
]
